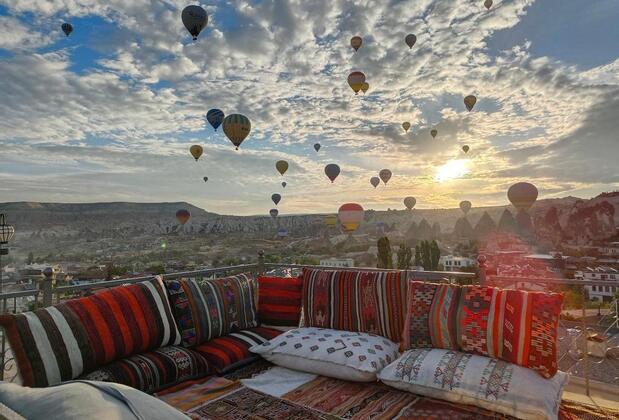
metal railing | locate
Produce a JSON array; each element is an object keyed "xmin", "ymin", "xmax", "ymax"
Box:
[{"xmin": 0, "ymin": 254, "xmax": 617, "ymax": 400}]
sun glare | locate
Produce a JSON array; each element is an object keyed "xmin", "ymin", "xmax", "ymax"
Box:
[{"xmin": 436, "ymin": 159, "xmax": 469, "ymax": 182}]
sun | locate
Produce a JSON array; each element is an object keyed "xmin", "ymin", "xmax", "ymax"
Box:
[{"xmin": 435, "ymin": 159, "xmax": 469, "ymax": 182}]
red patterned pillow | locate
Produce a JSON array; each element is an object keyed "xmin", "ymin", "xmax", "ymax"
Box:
[
  {"xmin": 456, "ymin": 285, "xmax": 563, "ymax": 378},
  {"xmin": 257, "ymin": 276, "xmax": 302, "ymax": 327},
  {"xmin": 401, "ymin": 281, "xmax": 460, "ymax": 351}
]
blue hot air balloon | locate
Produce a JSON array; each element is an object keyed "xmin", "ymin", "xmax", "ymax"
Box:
[{"xmin": 206, "ymin": 109, "xmax": 224, "ymax": 130}]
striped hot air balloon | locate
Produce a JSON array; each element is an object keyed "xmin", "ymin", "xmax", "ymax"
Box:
[
  {"xmin": 206, "ymin": 109, "xmax": 224, "ymax": 130},
  {"xmin": 338, "ymin": 203, "xmax": 364, "ymax": 233},
  {"xmin": 347, "ymin": 71, "xmax": 366, "ymax": 95},
  {"xmin": 223, "ymin": 114, "xmax": 251, "ymax": 150}
]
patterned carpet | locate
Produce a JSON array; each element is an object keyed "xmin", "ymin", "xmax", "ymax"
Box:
[{"xmin": 157, "ymin": 360, "xmax": 619, "ymax": 420}]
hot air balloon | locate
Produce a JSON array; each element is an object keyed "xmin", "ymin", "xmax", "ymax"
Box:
[
  {"xmin": 271, "ymin": 193, "xmax": 281, "ymax": 206},
  {"xmin": 459, "ymin": 200, "xmax": 472, "ymax": 215},
  {"xmin": 402, "ymin": 122, "xmax": 411, "ymax": 132},
  {"xmin": 182, "ymin": 5, "xmax": 208, "ymax": 41},
  {"xmin": 176, "ymin": 209, "xmax": 190, "ymax": 225},
  {"xmin": 61, "ymin": 23, "xmax": 73, "ymax": 37},
  {"xmin": 464, "ymin": 95, "xmax": 477, "ymax": 111},
  {"xmin": 404, "ymin": 196, "xmax": 416, "ymax": 210},
  {"xmin": 379, "ymin": 169, "xmax": 392, "ymax": 185},
  {"xmin": 361, "ymin": 82, "xmax": 369, "ymax": 94},
  {"xmin": 277, "ymin": 227, "xmax": 288, "ymax": 238},
  {"xmin": 281, "ymin": 181, "xmax": 287, "ymax": 188},
  {"xmin": 405, "ymin": 33, "xmax": 417, "ymax": 49},
  {"xmin": 484, "ymin": 0, "xmax": 493, "ymax": 10},
  {"xmin": 324, "ymin": 164, "xmax": 340, "ymax": 183},
  {"xmin": 275, "ymin": 160, "xmax": 289, "ymax": 176},
  {"xmin": 206, "ymin": 109, "xmax": 224, "ymax": 130},
  {"xmin": 314, "ymin": 143, "xmax": 321, "ymax": 152},
  {"xmin": 324, "ymin": 214, "xmax": 337, "ymax": 227},
  {"xmin": 462, "ymin": 145, "xmax": 470, "ymax": 154},
  {"xmin": 347, "ymin": 71, "xmax": 366, "ymax": 95},
  {"xmin": 222, "ymin": 114, "xmax": 251, "ymax": 150},
  {"xmin": 338, "ymin": 203, "xmax": 364, "ymax": 233},
  {"xmin": 203, "ymin": 176, "xmax": 208, "ymax": 182},
  {"xmin": 430, "ymin": 129, "xmax": 438, "ymax": 139},
  {"xmin": 269, "ymin": 209, "xmax": 278, "ymax": 219},
  {"xmin": 190, "ymin": 145, "xmax": 203, "ymax": 161},
  {"xmin": 350, "ymin": 36, "xmax": 362, "ymax": 51},
  {"xmin": 507, "ymin": 182, "xmax": 538, "ymax": 211},
  {"xmin": 370, "ymin": 177, "xmax": 380, "ymax": 188}
]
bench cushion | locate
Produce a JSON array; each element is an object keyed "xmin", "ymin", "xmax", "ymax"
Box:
[
  {"xmin": 0, "ymin": 277, "xmax": 181, "ymax": 387},
  {"xmin": 81, "ymin": 346, "xmax": 210, "ymax": 394},
  {"xmin": 192, "ymin": 327, "xmax": 281, "ymax": 373},
  {"xmin": 457, "ymin": 285, "xmax": 563, "ymax": 378},
  {"xmin": 257, "ymin": 276, "xmax": 302, "ymax": 327},
  {"xmin": 301, "ymin": 268, "xmax": 407, "ymax": 342},
  {"xmin": 165, "ymin": 273, "xmax": 257, "ymax": 347}
]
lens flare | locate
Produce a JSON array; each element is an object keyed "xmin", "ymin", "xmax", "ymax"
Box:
[{"xmin": 436, "ymin": 159, "xmax": 469, "ymax": 182}]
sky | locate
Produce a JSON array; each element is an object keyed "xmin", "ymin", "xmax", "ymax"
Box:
[{"xmin": 0, "ymin": 0, "xmax": 618, "ymax": 216}]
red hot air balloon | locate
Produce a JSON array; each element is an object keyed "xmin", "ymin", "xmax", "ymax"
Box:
[
  {"xmin": 338, "ymin": 203, "xmax": 364, "ymax": 233},
  {"xmin": 175, "ymin": 209, "xmax": 191, "ymax": 225}
]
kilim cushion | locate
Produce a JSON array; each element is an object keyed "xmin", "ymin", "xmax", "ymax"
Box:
[
  {"xmin": 192, "ymin": 326, "xmax": 281, "ymax": 373},
  {"xmin": 379, "ymin": 348, "xmax": 567, "ymax": 420},
  {"xmin": 301, "ymin": 268, "xmax": 407, "ymax": 342},
  {"xmin": 0, "ymin": 277, "xmax": 181, "ymax": 387},
  {"xmin": 165, "ymin": 273, "xmax": 258, "ymax": 347},
  {"xmin": 401, "ymin": 281, "xmax": 460, "ymax": 351},
  {"xmin": 257, "ymin": 276, "xmax": 302, "ymax": 327},
  {"xmin": 250, "ymin": 327, "xmax": 400, "ymax": 382},
  {"xmin": 81, "ymin": 345, "xmax": 211, "ymax": 394},
  {"xmin": 456, "ymin": 285, "xmax": 564, "ymax": 378}
]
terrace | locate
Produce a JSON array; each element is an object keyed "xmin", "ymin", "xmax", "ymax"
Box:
[{"xmin": 0, "ymin": 253, "xmax": 617, "ymax": 418}]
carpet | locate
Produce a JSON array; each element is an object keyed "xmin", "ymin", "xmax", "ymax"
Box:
[
  {"xmin": 241, "ymin": 366, "xmax": 317, "ymax": 397},
  {"xmin": 155, "ymin": 376, "xmax": 241, "ymax": 413}
]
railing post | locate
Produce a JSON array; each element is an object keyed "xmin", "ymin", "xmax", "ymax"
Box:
[
  {"xmin": 41, "ymin": 267, "xmax": 54, "ymax": 308},
  {"xmin": 257, "ymin": 250, "xmax": 265, "ymax": 276},
  {"xmin": 477, "ymin": 254, "xmax": 487, "ymax": 286},
  {"xmin": 581, "ymin": 286, "xmax": 590, "ymax": 396}
]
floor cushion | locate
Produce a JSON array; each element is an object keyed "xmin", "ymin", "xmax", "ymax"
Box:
[
  {"xmin": 0, "ymin": 380, "xmax": 189, "ymax": 420},
  {"xmin": 301, "ymin": 268, "xmax": 407, "ymax": 342},
  {"xmin": 0, "ymin": 277, "xmax": 181, "ymax": 387},
  {"xmin": 192, "ymin": 327, "xmax": 281, "ymax": 373},
  {"xmin": 457, "ymin": 285, "xmax": 563, "ymax": 378},
  {"xmin": 80, "ymin": 346, "xmax": 211, "ymax": 394},
  {"xmin": 165, "ymin": 273, "xmax": 257, "ymax": 347},
  {"xmin": 250, "ymin": 327, "xmax": 400, "ymax": 382},
  {"xmin": 378, "ymin": 348, "xmax": 568, "ymax": 420},
  {"xmin": 257, "ymin": 276, "xmax": 302, "ymax": 327},
  {"xmin": 401, "ymin": 281, "xmax": 461, "ymax": 351}
]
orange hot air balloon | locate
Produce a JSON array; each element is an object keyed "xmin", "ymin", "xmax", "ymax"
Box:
[
  {"xmin": 347, "ymin": 71, "xmax": 366, "ymax": 95},
  {"xmin": 464, "ymin": 95, "xmax": 477, "ymax": 111},
  {"xmin": 176, "ymin": 209, "xmax": 191, "ymax": 225},
  {"xmin": 507, "ymin": 182, "xmax": 538, "ymax": 211},
  {"xmin": 190, "ymin": 145, "xmax": 203, "ymax": 161},
  {"xmin": 338, "ymin": 203, "xmax": 364, "ymax": 233},
  {"xmin": 350, "ymin": 36, "xmax": 362, "ymax": 51},
  {"xmin": 462, "ymin": 145, "xmax": 470, "ymax": 154},
  {"xmin": 275, "ymin": 160, "xmax": 288, "ymax": 176}
]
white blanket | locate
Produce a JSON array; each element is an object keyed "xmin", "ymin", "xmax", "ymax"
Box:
[{"xmin": 241, "ymin": 366, "xmax": 317, "ymax": 397}]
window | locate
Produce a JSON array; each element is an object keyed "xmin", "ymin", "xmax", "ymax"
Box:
[
  {"xmin": 592, "ymin": 285, "xmax": 597, "ymax": 292},
  {"xmin": 605, "ymin": 286, "xmax": 610, "ymax": 293}
]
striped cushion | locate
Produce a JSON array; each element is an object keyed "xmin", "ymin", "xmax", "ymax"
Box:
[
  {"xmin": 81, "ymin": 345, "xmax": 211, "ymax": 393},
  {"xmin": 457, "ymin": 285, "xmax": 563, "ymax": 378},
  {"xmin": 192, "ymin": 327, "xmax": 281, "ymax": 373},
  {"xmin": 257, "ymin": 276, "xmax": 302, "ymax": 327},
  {"xmin": 301, "ymin": 268, "xmax": 407, "ymax": 342},
  {"xmin": 0, "ymin": 277, "xmax": 181, "ymax": 387},
  {"xmin": 401, "ymin": 281, "xmax": 461, "ymax": 351},
  {"xmin": 165, "ymin": 273, "xmax": 257, "ymax": 347}
]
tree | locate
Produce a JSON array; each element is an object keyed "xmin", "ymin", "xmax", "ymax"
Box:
[
  {"xmin": 421, "ymin": 240, "xmax": 432, "ymax": 270},
  {"xmin": 27, "ymin": 252, "xmax": 34, "ymax": 265},
  {"xmin": 397, "ymin": 243, "xmax": 412, "ymax": 269},
  {"xmin": 430, "ymin": 240, "xmax": 441, "ymax": 270},
  {"xmin": 414, "ymin": 245, "xmax": 422, "ymax": 267},
  {"xmin": 376, "ymin": 237, "xmax": 393, "ymax": 269}
]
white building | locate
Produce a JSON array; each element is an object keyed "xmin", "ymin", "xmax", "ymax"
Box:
[
  {"xmin": 319, "ymin": 258, "xmax": 355, "ymax": 268},
  {"xmin": 597, "ymin": 242, "xmax": 619, "ymax": 257},
  {"xmin": 439, "ymin": 255, "xmax": 476, "ymax": 272},
  {"xmin": 575, "ymin": 266, "xmax": 619, "ymax": 302}
]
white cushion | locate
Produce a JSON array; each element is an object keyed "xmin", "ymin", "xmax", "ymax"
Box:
[
  {"xmin": 249, "ymin": 327, "xmax": 399, "ymax": 382},
  {"xmin": 378, "ymin": 349, "xmax": 568, "ymax": 420}
]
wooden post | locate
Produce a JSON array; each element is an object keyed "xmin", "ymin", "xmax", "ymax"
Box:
[
  {"xmin": 41, "ymin": 267, "xmax": 54, "ymax": 308},
  {"xmin": 477, "ymin": 254, "xmax": 487, "ymax": 286},
  {"xmin": 257, "ymin": 250, "xmax": 265, "ymax": 276}
]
